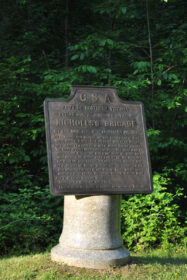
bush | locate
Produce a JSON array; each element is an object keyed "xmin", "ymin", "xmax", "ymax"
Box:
[
  {"xmin": 0, "ymin": 186, "xmax": 63, "ymax": 255},
  {"xmin": 121, "ymin": 174, "xmax": 185, "ymax": 251}
]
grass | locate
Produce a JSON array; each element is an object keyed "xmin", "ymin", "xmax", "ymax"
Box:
[{"xmin": 0, "ymin": 248, "xmax": 186, "ymax": 280}]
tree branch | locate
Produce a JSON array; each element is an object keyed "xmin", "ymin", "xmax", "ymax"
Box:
[
  {"xmin": 65, "ymin": 0, "xmax": 69, "ymax": 67},
  {"xmin": 146, "ymin": 0, "xmax": 154, "ymax": 128}
]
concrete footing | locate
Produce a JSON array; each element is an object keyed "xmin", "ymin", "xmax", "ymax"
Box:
[{"xmin": 51, "ymin": 195, "xmax": 130, "ymax": 269}]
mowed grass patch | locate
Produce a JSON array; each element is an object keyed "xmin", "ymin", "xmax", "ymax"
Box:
[{"xmin": 0, "ymin": 248, "xmax": 186, "ymax": 280}]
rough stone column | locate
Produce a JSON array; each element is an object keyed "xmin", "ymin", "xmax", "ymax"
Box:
[{"xmin": 51, "ymin": 195, "xmax": 130, "ymax": 269}]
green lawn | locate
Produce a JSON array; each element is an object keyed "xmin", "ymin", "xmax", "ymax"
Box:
[{"xmin": 0, "ymin": 248, "xmax": 186, "ymax": 280}]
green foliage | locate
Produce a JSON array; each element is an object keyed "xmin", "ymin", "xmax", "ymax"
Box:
[
  {"xmin": 121, "ymin": 174, "xmax": 185, "ymax": 251},
  {"xmin": 0, "ymin": 186, "xmax": 63, "ymax": 255}
]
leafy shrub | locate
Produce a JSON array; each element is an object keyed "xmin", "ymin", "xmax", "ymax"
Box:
[
  {"xmin": 0, "ymin": 186, "xmax": 63, "ymax": 255},
  {"xmin": 121, "ymin": 174, "xmax": 185, "ymax": 251}
]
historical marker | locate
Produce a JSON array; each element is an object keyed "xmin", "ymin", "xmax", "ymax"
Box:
[{"xmin": 44, "ymin": 86, "xmax": 152, "ymax": 195}]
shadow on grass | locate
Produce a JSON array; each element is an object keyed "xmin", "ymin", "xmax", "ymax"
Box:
[{"xmin": 131, "ymin": 255, "xmax": 187, "ymax": 266}]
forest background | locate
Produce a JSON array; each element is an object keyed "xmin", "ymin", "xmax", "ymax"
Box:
[{"xmin": 0, "ymin": 0, "xmax": 186, "ymax": 255}]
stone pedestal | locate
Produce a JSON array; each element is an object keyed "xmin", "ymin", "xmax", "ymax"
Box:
[{"xmin": 51, "ymin": 195, "xmax": 130, "ymax": 269}]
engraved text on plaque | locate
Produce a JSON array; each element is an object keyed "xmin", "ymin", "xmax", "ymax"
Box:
[{"xmin": 44, "ymin": 86, "xmax": 152, "ymax": 195}]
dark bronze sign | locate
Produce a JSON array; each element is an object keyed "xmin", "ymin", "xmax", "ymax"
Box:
[{"xmin": 44, "ymin": 86, "xmax": 152, "ymax": 195}]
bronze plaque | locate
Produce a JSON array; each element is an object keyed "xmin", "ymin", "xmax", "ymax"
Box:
[{"xmin": 44, "ymin": 86, "xmax": 152, "ymax": 195}]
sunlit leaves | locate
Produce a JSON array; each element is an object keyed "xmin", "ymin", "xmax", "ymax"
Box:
[{"xmin": 121, "ymin": 174, "xmax": 184, "ymax": 250}]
